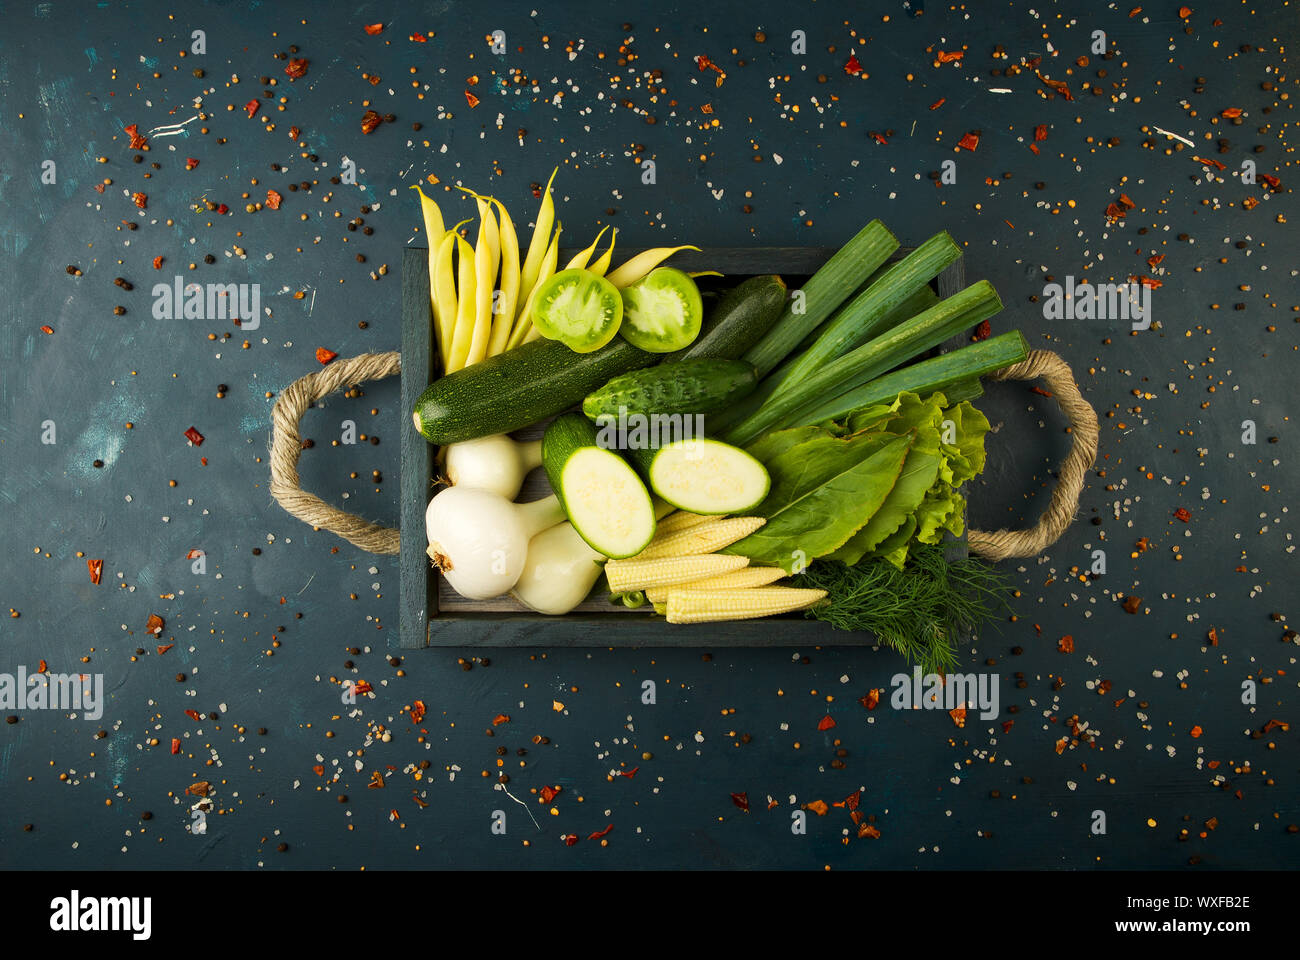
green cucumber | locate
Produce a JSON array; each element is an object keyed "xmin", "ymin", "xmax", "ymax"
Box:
[
  {"xmin": 668, "ymin": 274, "xmax": 788, "ymax": 361},
  {"xmin": 542, "ymin": 413, "xmax": 656, "ymax": 558},
  {"xmin": 628, "ymin": 437, "xmax": 770, "ymax": 515},
  {"xmin": 582, "ymin": 358, "xmax": 758, "ymax": 421},
  {"xmin": 412, "ymin": 338, "xmax": 655, "ymax": 445}
]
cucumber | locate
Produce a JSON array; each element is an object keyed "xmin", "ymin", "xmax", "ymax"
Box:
[
  {"xmin": 629, "ymin": 437, "xmax": 770, "ymax": 515},
  {"xmin": 542, "ymin": 413, "xmax": 656, "ymax": 559},
  {"xmin": 412, "ymin": 338, "xmax": 656, "ymax": 445},
  {"xmin": 667, "ymin": 274, "xmax": 787, "ymax": 362},
  {"xmin": 582, "ymin": 358, "xmax": 758, "ymax": 421}
]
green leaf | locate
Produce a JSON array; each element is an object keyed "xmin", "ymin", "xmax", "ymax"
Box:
[
  {"xmin": 724, "ymin": 434, "xmax": 911, "ymax": 572},
  {"xmin": 940, "ymin": 400, "xmax": 990, "ymax": 486},
  {"xmin": 749, "ymin": 431, "xmax": 895, "ymax": 517},
  {"xmin": 845, "ymin": 402, "xmax": 896, "ymax": 435},
  {"xmin": 826, "ymin": 448, "xmax": 941, "ymax": 565},
  {"xmin": 914, "ymin": 487, "xmax": 966, "ymax": 544},
  {"xmin": 745, "ymin": 425, "xmax": 833, "ymax": 464},
  {"xmin": 868, "ymin": 515, "xmax": 918, "ymax": 569}
]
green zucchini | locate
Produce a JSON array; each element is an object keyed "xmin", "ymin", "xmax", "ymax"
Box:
[
  {"xmin": 668, "ymin": 274, "xmax": 788, "ymax": 361},
  {"xmin": 582, "ymin": 358, "xmax": 758, "ymax": 421},
  {"xmin": 542, "ymin": 413, "xmax": 656, "ymax": 558},
  {"xmin": 412, "ymin": 338, "xmax": 655, "ymax": 445},
  {"xmin": 628, "ymin": 437, "xmax": 770, "ymax": 515}
]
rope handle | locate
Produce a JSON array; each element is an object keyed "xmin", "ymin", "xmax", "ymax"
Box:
[
  {"xmin": 268, "ymin": 348, "xmax": 1098, "ymax": 560},
  {"xmin": 966, "ymin": 349, "xmax": 1099, "ymax": 561},
  {"xmin": 269, "ymin": 352, "xmax": 402, "ymax": 554}
]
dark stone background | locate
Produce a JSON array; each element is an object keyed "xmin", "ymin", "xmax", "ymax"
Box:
[{"xmin": 0, "ymin": 0, "xmax": 1294, "ymax": 869}]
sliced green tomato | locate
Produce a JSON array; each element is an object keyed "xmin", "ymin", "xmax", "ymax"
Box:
[
  {"xmin": 530, "ymin": 268, "xmax": 623, "ymax": 354},
  {"xmin": 561, "ymin": 447, "xmax": 656, "ymax": 558},
  {"xmin": 619, "ymin": 267, "xmax": 703, "ymax": 353},
  {"xmin": 646, "ymin": 438, "xmax": 770, "ymax": 515}
]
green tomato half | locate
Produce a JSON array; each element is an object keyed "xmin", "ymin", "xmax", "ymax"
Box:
[
  {"xmin": 530, "ymin": 268, "xmax": 624, "ymax": 354},
  {"xmin": 618, "ymin": 267, "xmax": 703, "ymax": 352}
]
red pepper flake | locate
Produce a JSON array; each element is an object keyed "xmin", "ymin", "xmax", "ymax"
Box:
[
  {"xmin": 156, "ymin": 643, "xmax": 173, "ymax": 655},
  {"xmin": 1035, "ymin": 71, "xmax": 1074, "ymax": 101},
  {"xmin": 1261, "ymin": 718, "xmax": 1289, "ymax": 734},
  {"xmin": 539, "ymin": 785, "xmax": 561, "ymax": 804},
  {"xmin": 37, "ymin": 660, "xmax": 47, "ymax": 674},
  {"xmin": 1122, "ymin": 595, "xmax": 1143, "ymax": 614},
  {"xmin": 588, "ymin": 823, "xmax": 614, "ymax": 840},
  {"xmin": 1193, "ymin": 155, "xmax": 1226, "ymax": 170},
  {"xmin": 184, "ymin": 426, "xmax": 204, "ymax": 446},
  {"xmin": 146, "ymin": 614, "xmax": 164, "ymax": 636},
  {"xmin": 464, "ymin": 90, "xmax": 480, "ymax": 108},
  {"xmin": 843, "ymin": 790, "xmax": 861, "ymax": 812},
  {"xmin": 870, "ymin": 131, "xmax": 889, "ymax": 145},
  {"xmin": 288, "ymin": 126, "xmax": 301, "ymax": 141},
  {"xmin": 87, "ymin": 558, "xmax": 103, "ymax": 584},
  {"xmin": 132, "ymin": 192, "xmax": 147, "ymax": 209},
  {"xmin": 935, "ymin": 50, "xmax": 964, "ymax": 63},
  {"xmin": 1034, "ymin": 124, "xmax": 1048, "ymax": 141},
  {"xmin": 1028, "ymin": 143, "xmax": 1040, "ymax": 155},
  {"xmin": 859, "ymin": 688, "xmax": 881, "ymax": 710},
  {"xmin": 949, "ymin": 705, "xmax": 967, "ymax": 728},
  {"xmin": 410, "ymin": 700, "xmax": 426, "ymax": 724},
  {"xmin": 1119, "ymin": 194, "xmax": 1136, "ymax": 211},
  {"xmin": 363, "ymin": 23, "xmax": 384, "ymax": 35},
  {"xmin": 315, "ymin": 347, "xmax": 338, "ymax": 365},
  {"xmin": 1220, "ymin": 107, "xmax": 1243, "ymax": 118},
  {"xmin": 244, "ymin": 99, "xmax": 260, "ymax": 118},
  {"xmin": 817, "ymin": 714, "xmax": 836, "ymax": 731},
  {"xmin": 730, "ymin": 791, "xmax": 749, "ymax": 812},
  {"xmin": 1258, "ymin": 173, "xmax": 1280, "ymax": 189},
  {"xmin": 806, "ymin": 799, "xmax": 829, "ymax": 816},
  {"xmin": 1189, "ymin": 725, "xmax": 1203, "ymax": 738},
  {"xmin": 972, "ymin": 319, "xmax": 992, "ymax": 342},
  {"xmin": 360, "ymin": 109, "xmax": 382, "ymax": 134},
  {"xmin": 1173, "ymin": 507, "xmax": 1191, "ymax": 522},
  {"xmin": 1207, "ymin": 627, "xmax": 1219, "ymax": 646},
  {"xmin": 311, "ymin": 764, "xmax": 325, "ymax": 776},
  {"xmin": 409, "ymin": 33, "xmax": 427, "ymax": 43},
  {"xmin": 695, "ymin": 54, "xmax": 714, "ymax": 71},
  {"xmin": 265, "ymin": 189, "xmax": 283, "ymax": 210},
  {"xmin": 1055, "ymin": 737, "xmax": 1068, "ymax": 754},
  {"xmin": 957, "ymin": 131, "xmax": 980, "ymax": 152},
  {"xmin": 153, "ymin": 256, "xmax": 164, "ymax": 270},
  {"xmin": 1129, "ymin": 274, "xmax": 1162, "ymax": 290},
  {"xmin": 185, "ymin": 157, "xmax": 199, "ymax": 170},
  {"xmin": 1057, "ymin": 634, "xmax": 1075, "ymax": 653},
  {"xmin": 353, "ymin": 680, "xmax": 373, "ymax": 695},
  {"xmin": 1029, "ymin": 385, "xmax": 1054, "ymax": 397},
  {"xmin": 490, "ymin": 713, "xmax": 510, "ymax": 726},
  {"xmin": 1104, "ymin": 202, "xmax": 1128, "ymax": 222},
  {"xmin": 619, "ymin": 766, "xmax": 639, "ymax": 778},
  {"xmin": 171, "ymin": 738, "xmax": 181, "ymax": 755},
  {"xmin": 1002, "ymin": 719, "xmax": 1015, "ymax": 733},
  {"xmin": 185, "ymin": 709, "xmax": 201, "ymax": 722},
  {"xmin": 1179, "ymin": 6, "xmax": 1193, "ymax": 17},
  {"xmin": 843, "ymin": 53, "xmax": 863, "ymax": 76},
  {"xmin": 858, "ymin": 823, "xmax": 881, "ymax": 839},
  {"xmin": 929, "ymin": 97, "xmax": 946, "ymax": 110},
  {"xmin": 563, "ymin": 833, "xmax": 579, "ymax": 846},
  {"xmin": 1147, "ymin": 253, "xmax": 1165, "ymax": 269},
  {"xmin": 1128, "ymin": 6, "xmax": 1142, "ymax": 17},
  {"xmin": 284, "ymin": 58, "xmax": 309, "ymax": 79},
  {"xmin": 124, "ymin": 123, "xmax": 147, "ymax": 149},
  {"xmin": 40, "ymin": 324, "xmax": 54, "ymax": 335}
]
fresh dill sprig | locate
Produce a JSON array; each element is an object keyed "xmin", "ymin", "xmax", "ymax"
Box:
[{"xmin": 795, "ymin": 544, "xmax": 1012, "ymax": 675}]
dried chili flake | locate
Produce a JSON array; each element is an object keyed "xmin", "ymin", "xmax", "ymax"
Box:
[
  {"xmin": 730, "ymin": 791, "xmax": 749, "ymax": 812},
  {"xmin": 364, "ymin": 22, "xmax": 384, "ymax": 35},
  {"xmin": 957, "ymin": 131, "xmax": 980, "ymax": 152},
  {"xmin": 87, "ymin": 558, "xmax": 103, "ymax": 584},
  {"xmin": 1173, "ymin": 507, "xmax": 1191, "ymax": 522},
  {"xmin": 288, "ymin": 126, "xmax": 301, "ymax": 140},
  {"xmin": 1178, "ymin": 5, "xmax": 1193, "ymax": 17},
  {"xmin": 972, "ymin": 319, "xmax": 992, "ymax": 342},
  {"xmin": 1129, "ymin": 274, "xmax": 1162, "ymax": 290},
  {"xmin": 37, "ymin": 660, "xmax": 47, "ymax": 674},
  {"xmin": 843, "ymin": 790, "xmax": 860, "ymax": 812},
  {"xmin": 858, "ymin": 823, "xmax": 881, "ymax": 839},
  {"xmin": 265, "ymin": 189, "xmax": 283, "ymax": 210},
  {"xmin": 216, "ymin": 203, "xmax": 229, "ymax": 215},
  {"xmin": 314, "ymin": 347, "xmax": 338, "ymax": 366},
  {"xmin": 1033, "ymin": 124, "xmax": 1048, "ymax": 141},
  {"xmin": 1189, "ymin": 725, "xmax": 1203, "ymax": 738},
  {"xmin": 184, "ymin": 157, "xmax": 199, "ymax": 171},
  {"xmin": 1002, "ymin": 719, "xmax": 1015, "ymax": 733},
  {"xmin": 859, "ymin": 688, "xmax": 881, "ymax": 710},
  {"xmin": 1104, "ymin": 203, "xmax": 1128, "ymax": 222},
  {"xmin": 1029, "ymin": 385, "xmax": 1054, "ymax": 398},
  {"xmin": 806, "ymin": 799, "xmax": 828, "ymax": 816},
  {"xmin": 929, "ymin": 97, "xmax": 946, "ymax": 110},
  {"xmin": 353, "ymin": 680, "xmax": 373, "ymax": 695},
  {"xmin": 93, "ymin": 183, "xmax": 105, "ymax": 194},
  {"xmin": 185, "ymin": 709, "xmax": 201, "ymax": 722},
  {"xmin": 1122, "ymin": 595, "xmax": 1143, "ymax": 614},
  {"xmin": 869, "ymin": 131, "xmax": 889, "ymax": 145},
  {"xmin": 409, "ymin": 33, "xmax": 427, "ymax": 43},
  {"xmin": 936, "ymin": 49, "xmax": 964, "ymax": 63},
  {"xmin": 817, "ymin": 714, "xmax": 836, "ymax": 731},
  {"xmin": 491, "ymin": 712, "xmax": 510, "ymax": 726},
  {"xmin": 843, "ymin": 53, "xmax": 863, "ymax": 76},
  {"xmin": 157, "ymin": 643, "xmax": 173, "ymax": 655},
  {"xmin": 1207, "ymin": 627, "xmax": 1219, "ymax": 646},
  {"xmin": 1117, "ymin": 193, "xmax": 1136, "ymax": 209},
  {"xmin": 694, "ymin": 54, "xmax": 714, "ymax": 71},
  {"xmin": 410, "ymin": 700, "xmax": 426, "ymax": 724},
  {"xmin": 1035, "ymin": 71, "xmax": 1074, "ymax": 101},
  {"xmin": 1147, "ymin": 253, "xmax": 1165, "ymax": 269},
  {"xmin": 184, "ymin": 426, "xmax": 204, "ymax": 446},
  {"xmin": 124, "ymin": 123, "xmax": 147, "ymax": 149},
  {"xmin": 1258, "ymin": 173, "xmax": 1280, "ymax": 189},
  {"xmin": 1028, "ymin": 143, "xmax": 1040, "ymax": 155},
  {"xmin": 1193, "ymin": 155, "xmax": 1226, "ymax": 170},
  {"xmin": 1128, "ymin": 6, "xmax": 1142, "ymax": 17},
  {"xmin": 132, "ymin": 192, "xmax": 147, "ymax": 209},
  {"xmin": 588, "ymin": 823, "xmax": 614, "ymax": 840},
  {"xmin": 146, "ymin": 614, "xmax": 165, "ymax": 636},
  {"xmin": 284, "ymin": 58, "xmax": 309, "ymax": 79},
  {"xmin": 1057, "ymin": 635, "xmax": 1075, "ymax": 653},
  {"xmin": 619, "ymin": 766, "xmax": 639, "ymax": 778},
  {"xmin": 539, "ymin": 785, "xmax": 561, "ymax": 803},
  {"xmin": 171, "ymin": 738, "xmax": 181, "ymax": 755},
  {"xmin": 464, "ymin": 90, "xmax": 480, "ymax": 108},
  {"xmin": 1054, "ymin": 737, "xmax": 1068, "ymax": 755},
  {"xmin": 1220, "ymin": 107, "xmax": 1243, "ymax": 118},
  {"xmin": 949, "ymin": 705, "xmax": 967, "ymax": 728},
  {"xmin": 360, "ymin": 109, "xmax": 382, "ymax": 134},
  {"xmin": 244, "ymin": 99, "xmax": 260, "ymax": 118},
  {"xmin": 368, "ymin": 771, "xmax": 385, "ymax": 789},
  {"xmin": 1261, "ymin": 718, "xmax": 1288, "ymax": 733},
  {"xmin": 563, "ymin": 833, "xmax": 579, "ymax": 846},
  {"xmin": 153, "ymin": 256, "xmax": 164, "ymax": 270}
]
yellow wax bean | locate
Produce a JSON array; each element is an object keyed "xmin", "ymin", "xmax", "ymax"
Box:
[
  {"xmin": 517, "ymin": 167, "xmax": 558, "ymax": 324},
  {"xmin": 446, "ymin": 235, "xmax": 477, "ymax": 373},
  {"xmin": 605, "ymin": 245, "xmax": 700, "ymax": 289},
  {"xmin": 487, "ymin": 197, "xmax": 521, "ymax": 356},
  {"xmin": 565, "ymin": 225, "xmax": 610, "ymax": 271},
  {"xmin": 464, "ymin": 196, "xmax": 499, "ymax": 367},
  {"xmin": 508, "ymin": 222, "xmax": 561, "ymax": 350},
  {"xmin": 588, "ymin": 228, "xmax": 618, "ymax": 277}
]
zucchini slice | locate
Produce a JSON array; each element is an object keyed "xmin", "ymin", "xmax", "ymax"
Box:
[
  {"xmin": 542, "ymin": 413, "xmax": 656, "ymax": 559},
  {"xmin": 634, "ymin": 437, "xmax": 770, "ymax": 515}
]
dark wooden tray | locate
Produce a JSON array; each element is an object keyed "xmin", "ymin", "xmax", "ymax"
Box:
[{"xmin": 400, "ymin": 246, "xmax": 967, "ymax": 648}]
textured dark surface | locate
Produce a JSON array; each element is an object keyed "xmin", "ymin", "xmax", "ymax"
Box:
[{"xmin": 0, "ymin": 0, "xmax": 1295, "ymax": 870}]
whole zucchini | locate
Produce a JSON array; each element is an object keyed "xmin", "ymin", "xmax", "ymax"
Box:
[
  {"xmin": 666, "ymin": 274, "xmax": 787, "ymax": 362},
  {"xmin": 413, "ymin": 338, "xmax": 655, "ymax": 445},
  {"xmin": 582, "ymin": 358, "xmax": 758, "ymax": 421}
]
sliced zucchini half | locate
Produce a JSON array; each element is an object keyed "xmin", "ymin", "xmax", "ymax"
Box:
[
  {"xmin": 636, "ymin": 437, "xmax": 770, "ymax": 515},
  {"xmin": 542, "ymin": 413, "xmax": 656, "ymax": 559}
]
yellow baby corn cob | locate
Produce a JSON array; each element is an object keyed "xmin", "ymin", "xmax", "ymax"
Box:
[
  {"xmin": 645, "ymin": 566, "xmax": 786, "ymax": 604},
  {"xmin": 664, "ymin": 586, "xmax": 827, "ymax": 624},
  {"xmin": 633, "ymin": 516, "xmax": 766, "ymax": 561},
  {"xmin": 651, "ymin": 511, "xmax": 716, "ymax": 536},
  {"xmin": 604, "ymin": 554, "xmax": 748, "ymax": 593}
]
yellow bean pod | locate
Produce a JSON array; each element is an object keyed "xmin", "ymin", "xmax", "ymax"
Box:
[
  {"xmin": 564, "ymin": 225, "xmax": 610, "ymax": 271},
  {"xmin": 588, "ymin": 227, "xmax": 618, "ymax": 277},
  {"xmin": 464, "ymin": 196, "xmax": 499, "ymax": 367},
  {"xmin": 605, "ymin": 245, "xmax": 701, "ymax": 289},
  {"xmin": 446, "ymin": 235, "xmax": 477, "ymax": 373},
  {"xmin": 517, "ymin": 167, "xmax": 558, "ymax": 325}
]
